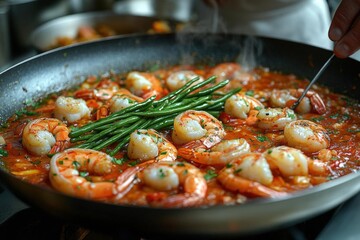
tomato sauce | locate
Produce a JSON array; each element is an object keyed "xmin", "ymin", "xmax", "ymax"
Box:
[{"xmin": 0, "ymin": 63, "xmax": 359, "ymax": 207}]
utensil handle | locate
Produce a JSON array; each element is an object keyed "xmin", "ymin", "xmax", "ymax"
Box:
[{"xmin": 291, "ymin": 54, "xmax": 335, "ymax": 110}]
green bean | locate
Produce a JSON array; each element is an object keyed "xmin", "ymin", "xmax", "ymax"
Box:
[
  {"xmin": 152, "ymin": 118, "xmax": 175, "ymax": 130},
  {"xmin": 108, "ymin": 136, "xmax": 130, "ymax": 156},
  {"xmin": 154, "ymin": 76, "xmax": 200, "ymax": 105},
  {"xmin": 92, "ymin": 113, "xmax": 139, "ymax": 131},
  {"xmin": 87, "ymin": 116, "xmax": 141, "ymax": 142},
  {"xmin": 92, "ymin": 119, "xmax": 147, "ymax": 151},
  {"xmin": 161, "ymin": 98, "xmax": 194, "ymax": 110},
  {"xmin": 206, "ymin": 111, "xmax": 221, "ymax": 118},
  {"xmin": 188, "ymin": 79, "xmax": 229, "ymax": 98},
  {"xmin": 169, "ymin": 76, "xmax": 216, "ymax": 104},
  {"xmin": 68, "ymin": 75, "xmax": 241, "ymax": 153},
  {"xmin": 109, "ymin": 120, "xmax": 151, "ymax": 156},
  {"xmin": 210, "ymin": 87, "xmax": 242, "ymax": 103},
  {"xmin": 70, "ymin": 134, "xmax": 94, "ymax": 143},
  {"xmin": 133, "ymin": 96, "xmax": 211, "ymax": 117},
  {"xmin": 69, "ymin": 96, "xmax": 155, "ymax": 137}
]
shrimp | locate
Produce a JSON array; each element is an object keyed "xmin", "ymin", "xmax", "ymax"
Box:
[
  {"xmin": 217, "ymin": 153, "xmax": 288, "ymax": 198},
  {"xmin": 22, "ymin": 118, "xmax": 70, "ymax": 156},
  {"xmin": 94, "ymin": 89, "xmax": 144, "ymax": 120},
  {"xmin": 256, "ymin": 107, "xmax": 297, "ymax": 131},
  {"xmin": 171, "ymin": 110, "xmax": 225, "ymax": 148},
  {"xmin": 207, "ymin": 63, "xmax": 257, "ymax": 89},
  {"xmin": 166, "ymin": 70, "xmax": 204, "ymax": 92},
  {"xmin": 178, "ymin": 138, "xmax": 250, "ymax": 165},
  {"xmin": 284, "ymin": 120, "xmax": 330, "ymax": 153},
  {"xmin": 125, "ymin": 71, "xmax": 167, "ymax": 100},
  {"xmin": 49, "ymin": 148, "xmax": 117, "ymax": 199},
  {"xmin": 264, "ymin": 146, "xmax": 330, "ymax": 177},
  {"xmin": 127, "ymin": 129, "xmax": 177, "ymax": 162},
  {"xmin": 270, "ymin": 89, "xmax": 326, "ymax": 114},
  {"xmin": 207, "ymin": 63, "xmax": 242, "ymax": 82},
  {"xmin": 116, "ymin": 161, "xmax": 207, "ymax": 207},
  {"xmin": 224, "ymin": 94, "xmax": 264, "ymax": 120},
  {"xmin": 75, "ymin": 79, "xmax": 120, "ymax": 101},
  {"xmin": 264, "ymin": 146, "xmax": 309, "ymax": 177},
  {"xmin": 108, "ymin": 89, "xmax": 144, "ymax": 113},
  {"xmin": 54, "ymin": 96, "xmax": 90, "ymax": 123}
]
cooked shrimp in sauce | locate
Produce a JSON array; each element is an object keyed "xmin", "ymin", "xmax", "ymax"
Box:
[
  {"xmin": 1, "ymin": 63, "xmax": 359, "ymax": 207},
  {"xmin": 22, "ymin": 118, "xmax": 70, "ymax": 156}
]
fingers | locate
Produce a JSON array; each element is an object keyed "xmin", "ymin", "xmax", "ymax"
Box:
[
  {"xmin": 334, "ymin": 17, "xmax": 360, "ymax": 58},
  {"xmin": 329, "ymin": 0, "xmax": 360, "ymax": 58}
]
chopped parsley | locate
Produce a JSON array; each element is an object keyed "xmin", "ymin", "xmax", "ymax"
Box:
[
  {"xmin": 128, "ymin": 160, "xmax": 139, "ymax": 167},
  {"xmin": 158, "ymin": 168, "xmax": 166, "ymax": 178},
  {"xmin": 15, "ymin": 109, "xmax": 38, "ymax": 117},
  {"xmin": 112, "ymin": 157, "xmax": 125, "ymax": 165},
  {"xmin": 0, "ymin": 149, "xmax": 8, "ymax": 157},
  {"xmin": 72, "ymin": 161, "xmax": 81, "ymax": 169},
  {"xmin": 79, "ymin": 171, "xmax": 89, "ymax": 178},
  {"xmin": 311, "ymin": 116, "xmax": 324, "ymax": 123},
  {"xmin": 256, "ymin": 135, "xmax": 268, "ymax": 142},
  {"xmin": 31, "ymin": 160, "xmax": 41, "ymax": 165},
  {"xmin": 176, "ymin": 162, "xmax": 185, "ymax": 167},
  {"xmin": 288, "ymin": 113, "xmax": 296, "ymax": 120},
  {"xmin": 245, "ymin": 90, "xmax": 255, "ymax": 97},
  {"xmin": 149, "ymin": 63, "xmax": 160, "ymax": 72},
  {"xmin": 347, "ymin": 128, "xmax": 360, "ymax": 133},
  {"xmin": 204, "ymin": 170, "xmax": 218, "ymax": 181},
  {"xmin": 24, "ymin": 99, "xmax": 42, "ymax": 108},
  {"xmin": 330, "ymin": 113, "xmax": 339, "ymax": 119},
  {"xmin": 234, "ymin": 168, "xmax": 242, "ymax": 174}
]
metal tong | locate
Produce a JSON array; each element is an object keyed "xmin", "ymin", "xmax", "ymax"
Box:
[{"xmin": 291, "ymin": 54, "xmax": 335, "ymax": 110}]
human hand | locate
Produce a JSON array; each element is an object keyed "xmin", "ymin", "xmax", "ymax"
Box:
[{"xmin": 328, "ymin": 0, "xmax": 360, "ymax": 58}]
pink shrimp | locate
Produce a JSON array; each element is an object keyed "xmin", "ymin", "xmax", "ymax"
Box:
[
  {"xmin": 22, "ymin": 118, "xmax": 70, "ymax": 156},
  {"xmin": 217, "ymin": 153, "xmax": 288, "ymax": 198},
  {"xmin": 270, "ymin": 89, "xmax": 327, "ymax": 114},
  {"xmin": 49, "ymin": 148, "xmax": 117, "ymax": 199},
  {"xmin": 115, "ymin": 161, "xmax": 207, "ymax": 207},
  {"xmin": 178, "ymin": 138, "xmax": 250, "ymax": 166},
  {"xmin": 172, "ymin": 110, "xmax": 225, "ymax": 149},
  {"xmin": 125, "ymin": 71, "xmax": 167, "ymax": 100}
]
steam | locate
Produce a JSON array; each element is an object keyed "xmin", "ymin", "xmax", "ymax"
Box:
[
  {"xmin": 208, "ymin": 0, "xmax": 219, "ymax": 33},
  {"xmin": 175, "ymin": 0, "xmax": 262, "ymax": 70},
  {"xmin": 236, "ymin": 36, "xmax": 263, "ymax": 71}
]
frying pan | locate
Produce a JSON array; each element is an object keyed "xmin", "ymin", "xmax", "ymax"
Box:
[
  {"xmin": 0, "ymin": 33, "xmax": 360, "ymax": 237},
  {"xmin": 30, "ymin": 11, "xmax": 181, "ymax": 52}
]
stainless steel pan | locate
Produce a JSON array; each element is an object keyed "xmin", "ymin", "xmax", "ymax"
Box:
[
  {"xmin": 0, "ymin": 33, "xmax": 359, "ymax": 237},
  {"xmin": 30, "ymin": 11, "xmax": 181, "ymax": 52}
]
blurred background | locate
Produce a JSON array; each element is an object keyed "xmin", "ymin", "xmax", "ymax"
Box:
[{"xmin": 0, "ymin": 0, "xmax": 347, "ymax": 70}]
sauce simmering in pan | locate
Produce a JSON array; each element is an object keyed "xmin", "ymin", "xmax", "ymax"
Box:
[{"xmin": 0, "ymin": 62, "xmax": 359, "ymax": 207}]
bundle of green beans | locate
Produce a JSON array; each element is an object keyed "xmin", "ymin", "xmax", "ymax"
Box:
[{"xmin": 69, "ymin": 76, "xmax": 241, "ymax": 156}]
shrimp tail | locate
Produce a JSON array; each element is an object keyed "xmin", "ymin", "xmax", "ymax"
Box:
[
  {"xmin": 246, "ymin": 110, "xmax": 260, "ymax": 126},
  {"xmin": 177, "ymin": 148, "xmax": 196, "ymax": 160},
  {"xmin": 309, "ymin": 93, "xmax": 327, "ymax": 115},
  {"xmin": 177, "ymin": 148, "xmax": 212, "ymax": 165},
  {"xmin": 218, "ymin": 171, "xmax": 288, "ymax": 198},
  {"xmin": 115, "ymin": 167, "xmax": 139, "ymax": 199},
  {"xmin": 245, "ymin": 181, "xmax": 289, "ymax": 198},
  {"xmin": 181, "ymin": 135, "xmax": 222, "ymax": 150},
  {"xmin": 96, "ymin": 105, "xmax": 109, "ymax": 120},
  {"xmin": 49, "ymin": 140, "xmax": 70, "ymax": 154},
  {"xmin": 115, "ymin": 162, "xmax": 151, "ymax": 199}
]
